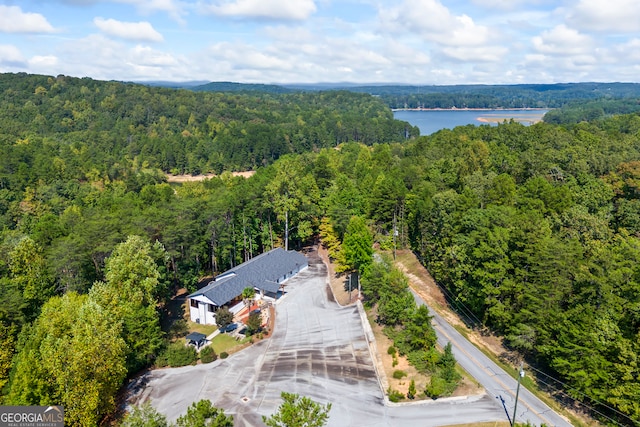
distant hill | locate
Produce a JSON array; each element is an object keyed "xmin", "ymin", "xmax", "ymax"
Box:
[
  {"xmin": 186, "ymin": 81, "xmax": 640, "ymax": 109},
  {"xmin": 342, "ymin": 82, "xmax": 640, "ymax": 109},
  {"xmin": 191, "ymin": 81, "xmax": 294, "ymax": 94},
  {"xmin": 137, "ymin": 80, "xmax": 210, "ymax": 89}
]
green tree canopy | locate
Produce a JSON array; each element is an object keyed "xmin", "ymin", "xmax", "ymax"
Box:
[
  {"xmin": 262, "ymin": 392, "xmax": 332, "ymax": 427},
  {"xmin": 341, "ymin": 216, "xmax": 373, "ymax": 273},
  {"xmin": 7, "ymin": 293, "xmax": 127, "ymax": 426},
  {"xmin": 89, "ymin": 235, "xmax": 165, "ymax": 373},
  {"xmin": 122, "ymin": 402, "xmax": 168, "ymax": 427},
  {"xmin": 175, "ymin": 400, "xmax": 233, "ymax": 427}
]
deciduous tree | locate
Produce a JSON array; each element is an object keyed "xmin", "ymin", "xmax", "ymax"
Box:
[
  {"xmin": 341, "ymin": 216, "xmax": 373, "ymax": 274},
  {"xmin": 262, "ymin": 392, "xmax": 331, "ymax": 427},
  {"xmin": 175, "ymin": 400, "xmax": 233, "ymax": 427}
]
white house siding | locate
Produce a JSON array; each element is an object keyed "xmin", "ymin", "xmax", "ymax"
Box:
[{"xmin": 189, "ymin": 296, "xmax": 217, "ymax": 325}]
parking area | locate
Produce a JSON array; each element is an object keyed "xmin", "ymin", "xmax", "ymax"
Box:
[{"xmin": 131, "ymin": 247, "xmax": 504, "ymax": 426}]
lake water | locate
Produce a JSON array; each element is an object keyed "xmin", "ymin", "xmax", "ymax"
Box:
[{"xmin": 393, "ymin": 109, "xmax": 548, "ymax": 136}]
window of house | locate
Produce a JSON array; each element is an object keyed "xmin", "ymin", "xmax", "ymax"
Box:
[
  {"xmin": 190, "ymin": 299, "xmax": 198, "ymax": 308},
  {"xmin": 208, "ymin": 304, "xmax": 215, "ymax": 312}
]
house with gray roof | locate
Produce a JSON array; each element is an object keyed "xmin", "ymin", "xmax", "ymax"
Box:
[{"xmin": 187, "ymin": 247, "xmax": 308, "ymax": 325}]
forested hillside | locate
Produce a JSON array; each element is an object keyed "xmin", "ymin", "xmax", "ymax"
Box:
[
  {"xmin": 281, "ymin": 82, "xmax": 640, "ymax": 109},
  {"xmin": 1, "ymin": 73, "xmax": 639, "ymax": 425},
  {"xmin": 0, "ymin": 73, "xmax": 417, "ymax": 179},
  {"xmin": 543, "ymin": 98, "xmax": 640, "ymax": 125}
]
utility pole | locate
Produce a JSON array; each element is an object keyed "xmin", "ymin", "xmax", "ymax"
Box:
[
  {"xmin": 511, "ymin": 363, "xmax": 525, "ymax": 427},
  {"xmin": 393, "ymin": 210, "xmax": 397, "ymax": 260},
  {"xmin": 284, "ymin": 210, "xmax": 289, "ymax": 251}
]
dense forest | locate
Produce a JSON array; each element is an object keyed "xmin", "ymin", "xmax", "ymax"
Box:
[
  {"xmin": 543, "ymin": 98, "xmax": 640, "ymax": 125},
  {"xmin": 188, "ymin": 81, "xmax": 640, "ymax": 110},
  {"xmin": 1, "ymin": 73, "xmax": 640, "ymax": 426},
  {"xmin": 0, "ymin": 73, "xmax": 417, "ymax": 177},
  {"xmin": 357, "ymin": 82, "xmax": 640, "ymax": 109}
]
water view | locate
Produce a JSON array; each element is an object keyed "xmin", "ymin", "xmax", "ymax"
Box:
[{"xmin": 393, "ymin": 109, "xmax": 549, "ymax": 136}]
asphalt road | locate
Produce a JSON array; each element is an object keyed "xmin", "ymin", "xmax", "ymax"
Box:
[
  {"xmin": 410, "ymin": 290, "xmax": 572, "ymax": 427},
  {"xmin": 130, "ymin": 248, "xmax": 570, "ymax": 426}
]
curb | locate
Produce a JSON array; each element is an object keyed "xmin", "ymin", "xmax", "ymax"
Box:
[{"xmin": 356, "ymin": 300, "xmax": 391, "ymax": 405}]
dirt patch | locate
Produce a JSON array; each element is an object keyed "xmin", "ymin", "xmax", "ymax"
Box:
[
  {"xmin": 368, "ymin": 312, "xmax": 429, "ymax": 399},
  {"xmin": 166, "ymin": 171, "xmax": 256, "ymax": 183},
  {"xmin": 394, "ymin": 250, "xmax": 512, "ymax": 360}
]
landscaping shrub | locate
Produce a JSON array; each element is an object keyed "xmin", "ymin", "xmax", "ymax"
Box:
[
  {"xmin": 387, "ymin": 346, "xmax": 397, "ymax": 356},
  {"xmin": 392, "ymin": 370, "xmax": 407, "ymax": 379},
  {"xmin": 154, "ymin": 355, "xmax": 168, "ymax": 368},
  {"xmin": 246, "ymin": 312, "xmax": 261, "ymax": 335},
  {"xmin": 425, "ymin": 371, "xmax": 458, "ymax": 398},
  {"xmin": 407, "ymin": 348, "xmax": 439, "ymax": 374},
  {"xmin": 158, "ymin": 342, "xmax": 197, "ymax": 367},
  {"xmin": 425, "ymin": 374, "xmax": 447, "ymax": 399},
  {"xmin": 407, "ymin": 379, "xmax": 416, "ymax": 399},
  {"xmin": 220, "ymin": 351, "xmax": 229, "ymax": 359},
  {"xmin": 199, "ymin": 346, "xmax": 217, "ymax": 363},
  {"xmin": 387, "ymin": 387, "xmax": 404, "ymax": 403}
]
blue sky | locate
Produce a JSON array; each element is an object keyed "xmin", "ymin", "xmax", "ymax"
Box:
[{"xmin": 1, "ymin": 0, "xmax": 639, "ymax": 84}]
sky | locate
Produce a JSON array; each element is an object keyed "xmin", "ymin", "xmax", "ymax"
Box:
[{"xmin": 0, "ymin": 0, "xmax": 639, "ymax": 85}]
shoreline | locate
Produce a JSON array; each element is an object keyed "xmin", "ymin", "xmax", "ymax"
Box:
[
  {"xmin": 391, "ymin": 107, "xmax": 550, "ymax": 112},
  {"xmin": 477, "ymin": 116, "xmax": 543, "ymax": 124}
]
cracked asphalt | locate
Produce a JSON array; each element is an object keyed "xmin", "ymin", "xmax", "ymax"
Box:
[{"xmin": 130, "ymin": 247, "xmax": 567, "ymax": 426}]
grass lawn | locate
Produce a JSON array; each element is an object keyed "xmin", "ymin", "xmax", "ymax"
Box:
[
  {"xmin": 210, "ymin": 333, "xmax": 251, "ymax": 354},
  {"xmin": 187, "ymin": 321, "xmax": 218, "ymax": 336}
]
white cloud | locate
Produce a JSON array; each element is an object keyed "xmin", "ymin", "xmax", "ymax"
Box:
[
  {"xmin": 0, "ymin": 5, "xmax": 56, "ymax": 33},
  {"xmin": 381, "ymin": 39, "xmax": 431, "ymax": 66},
  {"xmin": 379, "ymin": 0, "xmax": 491, "ymax": 47},
  {"xmin": 57, "ymin": 0, "xmax": 99, "ymax": 4},
  {"xmin": 470, "ymin": 0, "xmax": 523, "ymax": 10},
  {"xmin": 0, "ymin": 45, "xmax": 26, "ymax": 68},
  {"xmin": 29, "ymin": 55, "xmax": 59, "ymax": 68},
  {"xmin": 532, "ymin": 24, "xmax": 594, "ymax": 56},
  {"xmin": 525, "ymin": 28, "xmax": 600, "ymax": 82},
  {"xmin": 94, "ymin": 17, "xmax": 164, "ymax": 42},
  {"xmin": 130, "ymin": 45, "xmax": 178, "ymax": 66},
  {"xmin": 122, "ymin": 0, "xmax": 188, "ymax": 22},
  {"xmin": 611, "ymin": 38, "xmax": 640, "ymax": 63},
  {"xmin": 470, "ymin": 0, "xmax": 555, "ymax": 11},
  {"xmin": 441, "ymin": 45, "xmax": 509, "ymax": 62},
  {"xmin": 208, "ymin": 42, "xmax": 293, "ymax": 71},
  {"xmin": 263, "ymin": 25, "xmax": 315, "ymax": 43},
  {"xmin": 204, "ymin": 0, "xmax": 317, "ymax": 21},
  {"xmin": 567, "ymin": 0, "xmax": 640, "ymax": 33},
  {"xmin": 51, "ymin": 34, "xmax": 185, "ymax": 80},
  {"xmin": 53, "ymin": 0, "xmax": 187, "ymax": 22},
  {"xmin": 27, "ymin": 55, "xmax": 60, "ymax": 75}
]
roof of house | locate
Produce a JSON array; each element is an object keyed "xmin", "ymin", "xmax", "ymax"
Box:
[{"xmin": 188, "ymin": 248, "xmax": 308, "ymax": 307}]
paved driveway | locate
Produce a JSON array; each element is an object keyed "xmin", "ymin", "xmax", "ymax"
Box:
[{"xmin": 133, "ymin": 248, "xmax": 514, "ymax": 426}]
